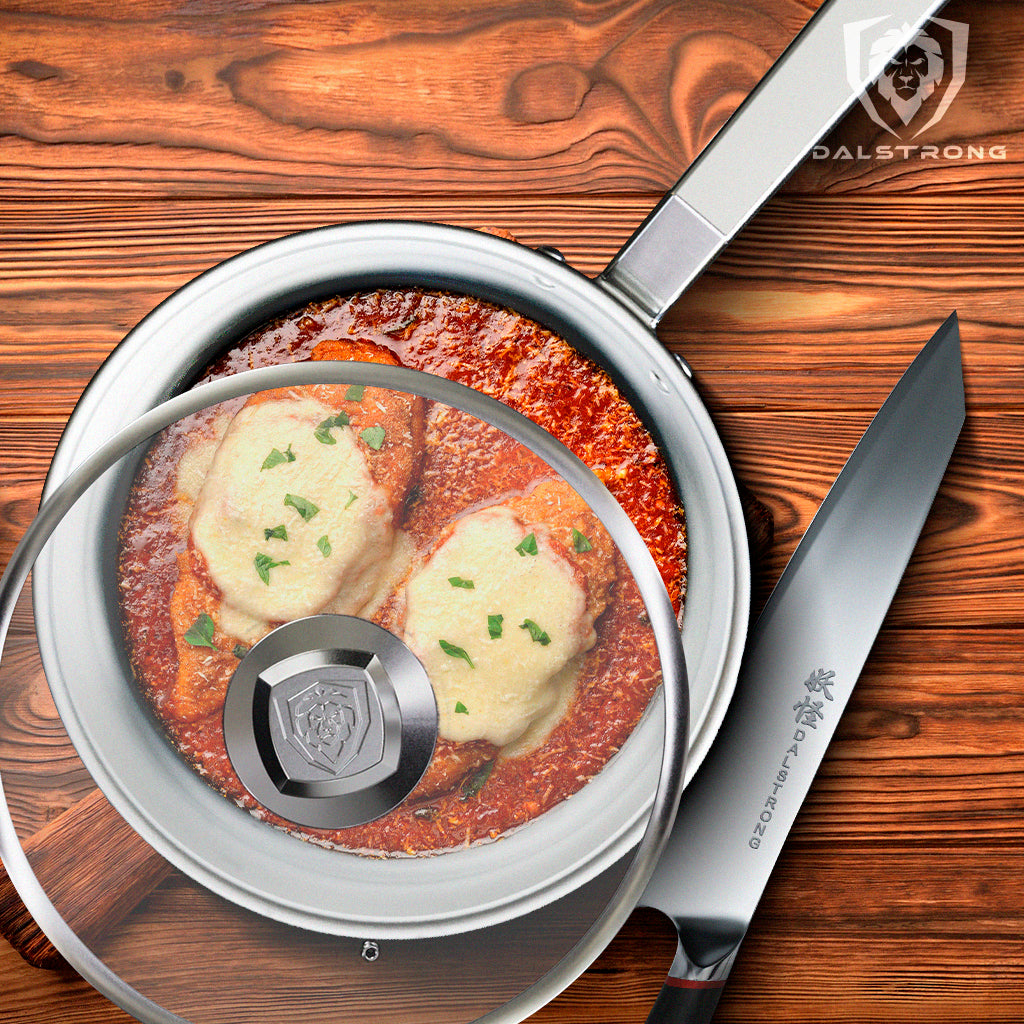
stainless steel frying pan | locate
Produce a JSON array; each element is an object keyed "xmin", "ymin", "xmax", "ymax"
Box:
[{"xmin": 1, "ymin": 1, "xmax": 947, "ymax": 1021}]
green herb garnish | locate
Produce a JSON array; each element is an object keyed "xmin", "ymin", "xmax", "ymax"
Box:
[
  {"xmin": 261, "ymin": 444, "xmax": 296, "ymax": 471},
  {"xmin": 487, "ymin": 614, "xmax": 503, "ymax": 639},
  {"xmin": 314, "ymin": 411, "xmax": 351, "ymax": 445},
  {"xmin": 462, "ymin": 760, "xmax": 495, "ymax": 800},
  {"xmin": 284, "ymin": 493, "xmax": 320, "ymax": 522},
  {"xmin": 571, "ymin": 527, "xmax": 593, "ymax": 553},
  {"xmin": 360, "ymin": 425, "xmax": 386, "ymax": 451},
  {"xmin": 317, "ymin": 535, "xmax": 332, "ymax": 557},
  {"xmin": 448, "ymin": 576, "xmax": 474, "ymax": 590},
  {"xmin": 264, "ymin": 524, "xmax": 288, "ymax": 542},
  {"xmin": 439, "ymin": 639, "xmax": 474, "ymax": 668},
  {"xmin": 344, "ymin": 490, "xmax": 358, "ymax": 509},
  {"xmin": 345, "ymin": 384, "xmax": 365, "ymax": 401},
  {"xmin": 255, "ymin": 552, "xmax": 291, "ymax": 585},
  {"xmin": 454, "ymin": 701, "xmax": 469, "ymax": 715},
  {"xmin": 520, "ymin": 619, "xmax": 551, "ymax": 646},
  {"xmin": 183, "ymin": 613, "xmax": 216, "ymax": 649},
  {"xmin": 515, "ymin": 532, "xmax": 538, "ymax": 557},
  {"xmin": 232, "ymin": 643, "xmax": 249, "ymax": 660}
]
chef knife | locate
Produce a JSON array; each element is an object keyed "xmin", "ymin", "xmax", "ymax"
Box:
[{"xmin": 640, "ymin": 312, "xmax": 965, "ymax": 1022}]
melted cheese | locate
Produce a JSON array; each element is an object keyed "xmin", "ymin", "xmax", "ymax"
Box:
[
  {"xmin": 190, "ymin": 396, "xmax": 395, "ymax": 623},
  {"xmin": 403, "ymin": 506, "xmax": 595, "ymax": 749}
]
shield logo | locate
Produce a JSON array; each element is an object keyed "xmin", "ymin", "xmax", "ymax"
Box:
[
  {"xmin": 845, "ymin": 17, "xmax": 968, "ymax": 139},
  {"xmin": 286, "ymin": 679, "xmax": 372, "ymax": 776}
]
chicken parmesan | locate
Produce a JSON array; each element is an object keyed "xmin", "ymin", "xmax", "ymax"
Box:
[{"xmin": 118, "ymin": 289, "xmax": 686, "ymax": 856}]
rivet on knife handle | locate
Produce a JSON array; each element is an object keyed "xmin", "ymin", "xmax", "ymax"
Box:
[{"xmin": 639, "ymin": 313, "xmax": 965, "ymax": 1021}]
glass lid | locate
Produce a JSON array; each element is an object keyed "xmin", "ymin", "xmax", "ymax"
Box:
[{"xmin": 0, "ymin": 360, "xmax": 686, "ymax": 1024}]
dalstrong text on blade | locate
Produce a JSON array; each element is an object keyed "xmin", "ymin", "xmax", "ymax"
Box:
[{"xmin": 749, "ymin": 667, "xmax": 837, "ymax": 850}]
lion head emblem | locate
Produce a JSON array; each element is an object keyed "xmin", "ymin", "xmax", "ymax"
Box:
[{"xmin": 869, "ymin": 30, "xmax": 945, "ymax": 127}]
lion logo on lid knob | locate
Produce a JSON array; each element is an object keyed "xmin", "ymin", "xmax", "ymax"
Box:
[{"xmin": 286, "ymin": 679, "xmax": 372, "ymax": 776}]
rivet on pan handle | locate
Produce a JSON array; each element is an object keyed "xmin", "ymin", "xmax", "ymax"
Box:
[{"xmin": 598, "ymin": 0, "xmax": 948, "ymax": 327}]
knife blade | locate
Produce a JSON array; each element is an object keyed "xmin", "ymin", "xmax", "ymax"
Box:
[{"xmin": 639, "ymin": 312, "xmax": 966, "ymax": 1023}]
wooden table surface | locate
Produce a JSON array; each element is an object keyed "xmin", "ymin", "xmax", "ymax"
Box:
[{"xmin": 2, "ymin": 0, "xmax": 1022, "ymax": 1021}]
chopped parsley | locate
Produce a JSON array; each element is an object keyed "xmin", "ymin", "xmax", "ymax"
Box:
[
  {"xmin": 487, "ymin": 614, "xmax": 504, "ymax": 639},
  {"xmin": 317, "ymin": 535, "xmax": 332, "ymax": 557},
  {"xmin": 314, "ymin": 411, "xmax": 350, "ymax": 445},
  {"xmin": 462, "ymin": 760, "xmax": 495, "ymax": 800},
  {"xmin": 264, "ymin": 524, "xmax": 288, "ymax": 542},
  {"xmin": 345, "ymin": 384, "xmax": 365, "ymax": 402},
  {"xmin": 284, "ymin": 493, "xmax": 320, "ymax": 522},
  {"xmin": 439, "ymin": 639, "xmax": 474, "ymax": 668},
  {"xmin": 520, "ymin": 619, "xmax": 551, "ymax": 646},
  {"xmin": 515, "ymin": 532, "xmax": 538, "ymax": 557},
  {"xmin": 261, "ymin": 444, "xmax": 296, "ymax": 471},
  {"xmin": 454, "ymin": 701, "xmax": 469, "ymax": 715},
  {"xmin": 183, "ymin": 613, "xmax": 216, "ymax": 649},
  {"xmin": 360, "ymin": 425, "xmax": 386, "ymax": 451},
  {"xmin": 448, "ymin": 576, "xmax": 474, "ymax": 589},
  {"xmin": 571, "ymin": 527, "xmax": 593, "ymax": 553},
  {"xmin": 344, "ymin": 490, "xmax": 358, "ymax": 509},
  {"xmin": 255, "ymin": 552, "xmax": 290, "ymax": 585}
]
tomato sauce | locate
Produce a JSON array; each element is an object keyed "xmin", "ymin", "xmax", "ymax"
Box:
[{"xmin": 119, "ymin": 290, "xmax": 686, "ymax": 855}]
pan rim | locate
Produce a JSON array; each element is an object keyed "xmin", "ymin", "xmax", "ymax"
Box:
[{"xmin": 35, "ymin": 220, "xmax": 749, "ymax": 936}]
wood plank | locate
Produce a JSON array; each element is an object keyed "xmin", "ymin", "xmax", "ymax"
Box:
[
  {"xmin": 2, "ymin": 617, "xmax": 1022, "ymax": 844},
  {"xmin": 0, "ymin": 0, "xmax": 816, "ymax": 199},
  {"xmin": 788, "ymin": 0, "xmax": 1024, "ymax": 197},
  {"xmin": 723, "ymin": 409, "xmax": 1024, "ymax": 629},
  {"xmin": 2, "ymin": 194, "xmax": 1024, "ymax": 420},
  {"xmin": 0, "ymin": 403, "xmax": 1018, "ymax": 629},
  {"xmin": 0, "ymin": 942, "xmax": 133, "ymax": 1023},
  {"xmin": 4, "ymin": 847, "xmax": 1024, "ymax": 1024},
  {"xmin": 1, "ymin": 0, "xmax": 1021, "ymax": 200}
]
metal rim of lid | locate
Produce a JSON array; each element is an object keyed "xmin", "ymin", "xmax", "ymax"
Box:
[{"xmin": 0, "ymin": 359, "xmax": 687, "ymax": 1023}]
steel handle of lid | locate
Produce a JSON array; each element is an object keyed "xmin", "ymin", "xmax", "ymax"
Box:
[{"xmin": 597, "ymin": 0, "xmax": 948, "ymax": 327}]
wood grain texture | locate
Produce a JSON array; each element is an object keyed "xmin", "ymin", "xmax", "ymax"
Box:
[
  {"xmin": 1, "ymin": 0, "xmax": 1020, "ymax": 200},
  {"xmin": 2, "ymin": 0, "xmax": 1023, "ymax": 1022},
  {"xmin": 0, "ymin": 789, "xmax": 172, "ymax": 969},
  {"xmin": 2, "ymin": 194, "xmax": 1023, "ymax": 419},
  {"xmin": 789, "ymin": 0, "xmax": 1024, "ymax": 196},
  {"xmin": 0, "ymin": 0, "xmax": 821, "ymax": 198}
]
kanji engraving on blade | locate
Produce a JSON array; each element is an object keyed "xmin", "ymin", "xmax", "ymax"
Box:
[
  {"xmin": 803, "ymin": 668, "xmax": 836, "ymax": 701},
  {"xmin": 793, "ymin": 696, "xmax": 825, "ymax": 729},
  {"xmin": 750, "ymin": 667, "xmax": 839, "ymax": 849}
]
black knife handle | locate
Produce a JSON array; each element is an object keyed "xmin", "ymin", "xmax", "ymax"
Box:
[{"xmin": 646, "ymin": 979, "xmax": 726, "ymax": 1024}]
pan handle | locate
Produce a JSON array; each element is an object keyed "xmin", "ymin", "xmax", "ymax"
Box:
[{"xmin": 597, "ymin": 0, "xmax": 948, "ymax": 327}]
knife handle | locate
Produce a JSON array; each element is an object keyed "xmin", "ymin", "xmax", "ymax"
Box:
[
  {"xmin": 644, "ymin": 923, "xmax": 743, "ymax": 1024},
  {"xmin": 646, "ymin": 979, "xmax": 727, "ymax": 1024}
]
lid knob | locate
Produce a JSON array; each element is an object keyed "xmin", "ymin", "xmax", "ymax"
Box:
[{"xmin": 223, "ymin": 615, "xmax": 437, "ymax": 829}]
